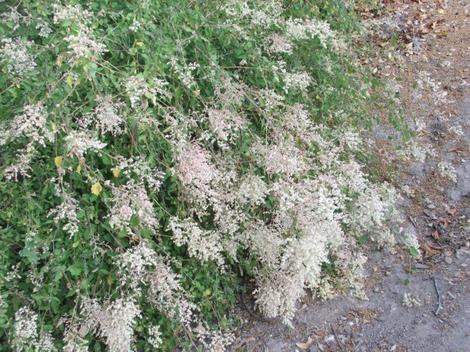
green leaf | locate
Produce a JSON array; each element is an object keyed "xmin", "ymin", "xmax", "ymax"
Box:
[
  {"xmin": 68, "ymin": 263, "xmax": 83, "ymax": 277},
  {"xmin": 130, "ymin": 214, "xmax": 140, "ymax": 227},
  {"xmin": 101, "ymin": 154, "xmax": 112, "ymax": 166},
  {"xmin": 409, "ymin": 246, "xmax": 420, "ymax": 258},
  {"xmin": 19, "ymin": 246, "xmax": 38, "ymax": 265},
  {"xmin": 50, "ymin": 297, "xmax": 61, "ymax": 314},
  {"xmin": 54, "ymin": 266, "xmax": 65, "ymax": 282}
]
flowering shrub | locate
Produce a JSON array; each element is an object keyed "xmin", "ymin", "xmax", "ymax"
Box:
[{"xmin": 0, "ymin": 1, "xmax": 396, "ymax": 351}]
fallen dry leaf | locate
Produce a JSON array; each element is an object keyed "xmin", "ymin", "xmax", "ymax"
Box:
[
  {"xmin": 427, "ymin": 242, "xmax": 444, "ymax": 250},
  {"xmin": 296, "ymin": 337, "xmax": 314, "ymax": 350},
  {"xmin": 348, "ymin": 308, "xmax": 378, "ymax": 323},
  {"xmin": 419, "ymin": 240, "xmax": 441, "ymax": 257},
  {"xmin": 446, "ymin": 207, "xmax": 458, "ymax": 216},
  {"xmin": 439, "ymin": 218, "xmax": 449, "ymax": 227}
]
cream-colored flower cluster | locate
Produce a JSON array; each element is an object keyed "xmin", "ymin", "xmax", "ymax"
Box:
[
  {"xmin": 0, "ymin": 38, "xmax": 36, "ymax": 76},
  {"xmin": 1, "ymin": 1, "xmax": 399, "ymax": 351}
]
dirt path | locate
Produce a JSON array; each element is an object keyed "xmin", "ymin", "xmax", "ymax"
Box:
[{"xmin": 231, "ymin": 1, "xmax": 470, "ymax": 351}]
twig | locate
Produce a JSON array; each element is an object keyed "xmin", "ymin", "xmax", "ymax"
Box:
[
  {"xmin": 240, "ymin": 291, "xmax": 270, "ymax": 323},
  {"xmin": 330, "ymin": 324, "xmax": 345, "ymax": 352},
  {"xmin": 408, "ymin": 215, "xmax": 418, "ymax": 228},
  {"xmin": 433, "ymin": 277, "xmax": 443, "ymax": 315}
]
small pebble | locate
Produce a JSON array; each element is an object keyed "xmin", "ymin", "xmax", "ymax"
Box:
[
  {"xmin": 424, "ymin": 209, "xmax": 437, "ymax": 220},
  {"xmin": 444, "ymin": 256, "xmax": 453, "ymax": 264}
]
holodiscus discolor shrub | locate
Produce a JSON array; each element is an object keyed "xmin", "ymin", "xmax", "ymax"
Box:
[{"xmin": 0, "ymin": 1, "xmax": 397, "ymax": 351}]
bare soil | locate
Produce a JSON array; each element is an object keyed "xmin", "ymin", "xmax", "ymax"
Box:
[{"xmin": 231, "ymin": 1, "xmax": 470, "ymax": 351}]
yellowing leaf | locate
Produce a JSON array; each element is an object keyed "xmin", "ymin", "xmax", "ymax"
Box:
[
  {"xmin": 91, "ymin": 182, "xmax": 102, "ymax": 196},
  {"xmin": 56, "ymin": 55, "xmax": 64, "ymax": 66},
  {"xmin": 54, "ymin": 156, "xmax": 63, "ymax": 168},
  {"xmin": 66, "ymin": 75, "xmax": 74, "ymax": 88},
  {"xmin": 112, "ymin": 167, "xmax": 121, "ymax": 178},
  {"xmin": 76, "ymin": 164, "xmax": 82, "ymax": 174}
]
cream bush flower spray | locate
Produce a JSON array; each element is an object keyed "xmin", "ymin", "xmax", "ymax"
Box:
[{"xmin": 0, "ymin": 1, "xmax": 400, "ymax": 350}]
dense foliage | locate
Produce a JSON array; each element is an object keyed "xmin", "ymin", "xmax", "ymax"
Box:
[{"xmin": 0, "ymin": 1, "xmax": 402, "ymax": 351}]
